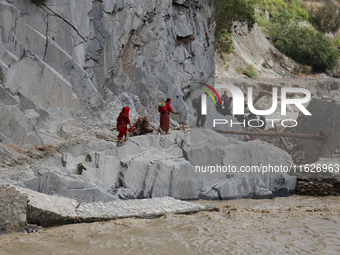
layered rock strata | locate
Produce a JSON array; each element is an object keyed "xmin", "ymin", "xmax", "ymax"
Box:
[
  {"xmin": 0, "ymin": 0, "xmax": 216, "ymax": 132},
  {"xmin": 1, "ymin": 129, "xmax": 297, "ymax": 202}
]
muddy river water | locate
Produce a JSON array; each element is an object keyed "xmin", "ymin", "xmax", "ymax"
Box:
[{"xmin": 1, "ymin": 195, "xmax": 340, "ymax": 254}]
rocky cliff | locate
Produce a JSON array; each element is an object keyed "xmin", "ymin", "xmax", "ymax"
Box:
[
  {"xmin": 295, "ymin": 99, "xmax": 340, "ymax": 163},
  {"xmin": 216, "ymin": 23, "xmax": 294, "ymax": 79},
  {"xmin": 0, "ymin": 0, "xmax": 216, "ymax": 148},
  {"xmin": 0, "ymin": 129, "xmax": 296, "ymax": 202},
  {"xmin": 0, "ymin": 0, "xmax": 299, "ymax": 204}
]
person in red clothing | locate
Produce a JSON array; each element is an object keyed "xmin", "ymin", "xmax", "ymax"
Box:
[
  {"xmin": 159, "ymin": 98, "xmax": 178, "ymax": 134},
  {"xmin": 116, "ymin": 107, "xmax": 131, "ymax": 147}
]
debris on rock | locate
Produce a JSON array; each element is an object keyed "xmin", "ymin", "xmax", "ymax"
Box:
[{"xmin": 131, "ymin": 117, "xmax": 153, "ymax": 136}]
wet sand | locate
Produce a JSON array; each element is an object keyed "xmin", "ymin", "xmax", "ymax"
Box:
[{"xmin": 1, "ymin": 195, "xmax": 340, "ymax": 255}]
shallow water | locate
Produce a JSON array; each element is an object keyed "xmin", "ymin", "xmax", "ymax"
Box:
[{"xmin": 1, "ymin": 195, "xmax": 340, "ymax": 255}]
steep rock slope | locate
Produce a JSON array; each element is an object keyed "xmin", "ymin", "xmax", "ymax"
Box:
[
  {"xmin": 0, "ymin": 0, "xmax": 298, "ymax": 201},
  {"xmin": 0, "ymin": 0, "xmax": 215, "ymax": 136},
  {"xmin": 215, "ymin": 23, "xmax": 294, "ymax": 80}
]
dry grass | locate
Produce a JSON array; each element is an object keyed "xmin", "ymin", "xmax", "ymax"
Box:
[
  {"xmin": 4, "ymin": 142, "xmax": 58, "ymax": 160},
  {"xmin": 2, "ymin": 137, "xmax": 85, "ymax": 167},
  {"xmin": 4, "ymin": 144, "xmax": 26, "ymax": 155}
]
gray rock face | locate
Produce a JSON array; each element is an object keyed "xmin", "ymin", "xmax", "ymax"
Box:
[
  {"xmin": 225, "ymin": 23, "xmax": 294, "ymax": 78},
  {"xmin": 184, "ymin": 129, "xmax": 296, "ymax": 199},
  {"xmin": 327, "ymin": 60, "xmax": 340, "ymax": 78},
  {"xmin": 1, "ymin": 185, "xmax": 212, "ymax": 231},
  {"xmin": 1, "ymin": 157, "xmax": 118, "ymax": 203},
  {"xmin": 58, "ymin": 129, "xmax": 297, "ymax": 200},
  {"xmin": 0, "ymin": 185, "xmax": 27, "ymax": 233},
  {"xmin": 112, "ymin": 129, "xmax": 295, "ymax": 200},
  {"xmin": 0, "ymin": 0, "xmax": 216, "ymax": 149},
  {"xmin": 0, "ymin": 0, "xmax": 297, "ymax": 202},
  {"xmin": 0, "ymin": 0, "xmax": 215, "ymax": 124},
  {"xmin": 1, "ymin": 129, "xmax": 296, "ymax": 201},
  {"xmin": 295, "ymin": 99, "xmax": 340, "ymax": 163}
]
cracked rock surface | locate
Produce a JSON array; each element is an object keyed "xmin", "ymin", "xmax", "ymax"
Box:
[
  {"xmin": 0, "ymin": 0, "xmax": 296, "ymax": 203},
  {"xmin": 0, "ymin": 129, "xmax": 296, "ymax": 201},
  {"xmin": 0, "ymin": 0, "xmax": 215, "ymax": 126}
]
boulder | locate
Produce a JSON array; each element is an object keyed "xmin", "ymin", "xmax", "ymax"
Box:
[
  {"xmin": 66, "ymin": 129, "xmax": 296, "ymax": 200},
  {"xmin": 295, "ymin": 99, "xmax": 340, "ymax": 163}
]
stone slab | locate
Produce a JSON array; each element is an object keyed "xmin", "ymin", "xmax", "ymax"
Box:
[{"xmin": 3, "ymin": 185, "xmax": 213, "ymax": 228}]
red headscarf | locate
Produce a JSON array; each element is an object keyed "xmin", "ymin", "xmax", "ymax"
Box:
[
  {"xmin": 117, "ymin": 107, "xmax": 130, "ymax": 131},
  {"xmin": 164, "ymin": 99, "xmax": 174, "ymax": 114},
  {"xmin": 122, "ymin": 107, "xmax": 130, "ymax": 116}
]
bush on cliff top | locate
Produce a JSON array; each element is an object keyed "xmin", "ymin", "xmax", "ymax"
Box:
[
  {"xmin": 214, "ymin": 0, "xmax": 256, "ymax": 53},
  {"xmin": 268, "ymin": 25, "xmax": 340, "ymax": 71},
  {"xmin": 214, "ymin": 0, "xmax": 340, "ymax": 72},
  {"xmin": 249, "ymin": 0, "xmax": 340, "ymax": 71},
  {"xmin": 243, "ymin": 65, "xmax": 257, "ymax": 77},
  {"xmin": 215, "ymin": 0, "xmax": 256, "ymax": 32},
  {"xmin": 250, "ymin": 0, "xmax": 309, "ymax": 23},
  {"xmin": 307, "ymin": 1, "xmax": 340, "ymax": 34}
]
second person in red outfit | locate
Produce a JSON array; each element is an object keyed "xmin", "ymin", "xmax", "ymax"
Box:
[{"xmin": 159, "ymin": 98, "xmax": 178, "ymax": 134}]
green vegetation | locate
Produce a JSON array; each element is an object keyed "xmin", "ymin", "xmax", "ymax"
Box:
[
  {"xmin": 293, "ymin": 65, "xmax": 312, "ymax": 75},
  {"xmin": 214, "ymin": 0, "xmax": 340, "ymax": 72},
  {"xmin": 215, "ymin": 28, "xmax": 234, "ymax": 54},
  {"xmin": 215, "ymin": 0, "xmax": 256, "ymax": 31},
  {"xmin": 248, "ymin": 0, "xmax": 339, "ymax": 71},
  {"xmin": 268, "ymin": 25, "xmax": 339, "ymax": 70},
  {"xmin": 301, "ymin": 66, "xmax": 312, "ymax": 75},
  {"xmin": 250, "ymin": 0, "xmax": 309, "ymax": 32},
  {"xmin": 332, "ymin": 35, "xmax": 340, "ymax": 48},
  {"xmin": 214, "ymin": 0, "xmax": 256, "ymax": 54},
  {"xmin": 236, "ymin": 65, "xmax": 258, "ymax": 77},
  {"xmin": 307, "ymin": 1, "xmax": 340, "ymax": 33},
  {"xmin": 243, "ymin": 65, "xmax": 257, "ymax": 77},
  {"xmin": 237, "ymin": 66, "xmax": 244, "ymax": 74},
  {"xmin": 251, "ymin": 0, "xmax": 308, "ymax": 24},
  {"xmin": 221, "ymin": 52, "xmax": 232, "ymax": 69}
]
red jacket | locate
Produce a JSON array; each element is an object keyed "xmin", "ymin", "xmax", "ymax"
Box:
[
  {"xmin": 163, "ymin": 102, "xmax": 174, "ymax": 115},
  {"xmin": 117, "ymin": 107, "xmax": 130, "ymax": 132}
]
